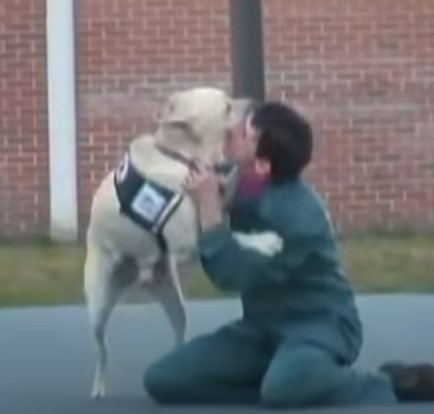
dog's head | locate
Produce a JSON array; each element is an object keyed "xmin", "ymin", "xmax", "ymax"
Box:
[{"xmin": 155, "ymin": 87, "xmax": 255, "ymax": 164}]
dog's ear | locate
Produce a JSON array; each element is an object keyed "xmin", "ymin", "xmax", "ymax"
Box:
[{"xmin": 159, "ymin": 92, "xmax": 196, "ymax": 136}]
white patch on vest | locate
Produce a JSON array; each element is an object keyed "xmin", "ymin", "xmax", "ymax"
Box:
[
  {"xmin": 233, "ymin": 231, "xmax": 283, "ymax": 256},
  {"xmin": 131, "ymin": 183, "xmax": 167, "ymax": 223}
]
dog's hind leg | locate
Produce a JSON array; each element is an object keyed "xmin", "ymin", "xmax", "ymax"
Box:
[
  {"xmin": 84, "ymin": 247, "xmax": 127, "ymax": 400},
  {"xmin": 144, "ymin": 254, "xmax": 187, "ymax": 346}
]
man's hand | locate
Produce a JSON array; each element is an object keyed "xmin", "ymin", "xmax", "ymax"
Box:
[{"xmin": 183, "ymin": 161, "xmax": 224, "ymax": 231}]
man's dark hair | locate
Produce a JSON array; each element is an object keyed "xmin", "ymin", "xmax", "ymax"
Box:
[{"xmin": 251, "ymin": 101, "xmax": 313, "ymax": 183}]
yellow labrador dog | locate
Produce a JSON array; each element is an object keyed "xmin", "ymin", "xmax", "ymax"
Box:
[{"xmin": 84, "ymin": 87, "xmax": 283, "ymax": 399}]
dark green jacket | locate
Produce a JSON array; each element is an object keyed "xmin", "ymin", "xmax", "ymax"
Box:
[{"xmin": 198, "ymin": 178, "xmax": 363, "ymax": 363}]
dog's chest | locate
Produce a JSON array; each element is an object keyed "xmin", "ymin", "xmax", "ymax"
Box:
[{"xmin": 114, "ymin": 152, "xmax": 184, "ymax": 239}]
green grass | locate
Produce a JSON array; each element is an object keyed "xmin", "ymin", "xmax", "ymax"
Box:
[
  {"xmin": 0, "ymin": 234, "xmax": 433, "ymax": 307},
  {"xmin": 340, "ymin": 234, "xmax": 434, "ymax": 293}
]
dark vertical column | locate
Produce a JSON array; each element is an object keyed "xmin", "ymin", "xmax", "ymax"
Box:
[{"xmin": 228, "ymin": 0, "xmax": 265, "ymax": 100}]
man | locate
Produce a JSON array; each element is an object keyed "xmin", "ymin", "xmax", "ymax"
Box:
[{"xmin": 143, "ymin": 101, "xmax": 433, "ymax": 407}]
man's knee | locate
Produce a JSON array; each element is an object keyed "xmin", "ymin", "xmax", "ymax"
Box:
[
  {"xmin": 143, "ymin": 362, "xmax": 170, "ymax": 402},
  {"xmin": 260, "ymin": 373, "xmax": 303, "ymax": 407},
  {"xmin": 143, "ymin": 331, "xmax": 225, "ymax": 403},
  {"xmin": 143, "ymin": 360, "xmax": 186, "ymax": 403}
]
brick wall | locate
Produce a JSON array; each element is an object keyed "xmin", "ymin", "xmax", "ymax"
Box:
[
  {"xmin": 0, "ymin": 0, "xmax": 49, "ymax": 238},
  {"xmin": 264, "ymin": 0, "xmax": 434, "ymax": 233},
  {"xmin": 76, "ymin": 0, "xmax": 232, "ymax": 233},
  {"xmin": 1, "ymin": 0, "xmax": 433, "ymax": 238}
]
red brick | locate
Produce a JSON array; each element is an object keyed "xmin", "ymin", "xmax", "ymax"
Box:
[
  {"xmin": 2, "ymin": 0, "xmax": 434, "ymax": 237},
  {"xmin": 0, "ymin": 0, "xmax": 48, "ymax": 239}
]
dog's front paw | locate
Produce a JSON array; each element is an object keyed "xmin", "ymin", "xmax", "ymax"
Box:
[{"xmin": 234, "ymin": 231, "xmax": 283, "ymax": 256}]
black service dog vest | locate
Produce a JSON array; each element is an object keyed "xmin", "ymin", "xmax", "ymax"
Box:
[{"xmin": 114, "ymin": 152, "xmax": 184, "ymax": 250}]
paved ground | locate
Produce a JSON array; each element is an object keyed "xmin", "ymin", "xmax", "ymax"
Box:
[{"xmin": 1, "ymin": 294, "xmax": 434, "ymax": 413}]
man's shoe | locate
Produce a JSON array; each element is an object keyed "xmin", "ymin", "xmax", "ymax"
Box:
[{"xmin": 379, "ymin": 361, "xmax": 434, "ymax": 402}]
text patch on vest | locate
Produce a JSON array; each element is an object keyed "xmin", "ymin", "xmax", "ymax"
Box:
[{"xmin": 114, "ymin": 152, "xmax": 183, "ymax": 236}]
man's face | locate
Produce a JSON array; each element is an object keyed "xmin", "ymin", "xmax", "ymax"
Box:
[{"xmin": 224, "ymin": 114, "xmax": 258, "ymax": 168}]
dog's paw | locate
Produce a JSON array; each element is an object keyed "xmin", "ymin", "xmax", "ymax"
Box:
[
  {"xmin": 91, "ymin": 379, "xmax": 107, "ymax": 400},
  {"xmin": 233, "ymin": 231, "xmax": 283, "ymax": 256}
]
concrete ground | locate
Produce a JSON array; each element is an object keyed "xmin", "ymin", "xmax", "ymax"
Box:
[{"xmin": 1, "ymin": 294, "xmax": 433, "ymax": 413}]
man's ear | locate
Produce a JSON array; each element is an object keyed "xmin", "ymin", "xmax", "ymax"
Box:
[{"xmin": 254, "ymin": 157, "xmax": 271, "ymax": 178}]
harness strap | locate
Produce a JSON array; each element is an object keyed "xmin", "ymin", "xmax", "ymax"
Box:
[
  {"xmin": 114, "ymin": 152, "xmax": 183, "ymax": 253},
  {"xmin": 113, "ymin": 146, "xmax": 237, "ymax": 253}
]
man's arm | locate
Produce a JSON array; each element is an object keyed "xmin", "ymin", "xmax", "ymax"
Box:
[
  {"xmin": 198, "ymin": 222, "xmax": 283, "ymax": 292},
  {"xmin": 184, "ymin": 163, "xmax": 282, "ymax": 292}
]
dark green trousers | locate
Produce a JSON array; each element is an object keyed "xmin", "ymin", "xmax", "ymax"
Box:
[{"xmin": 143, "ymin": 321, "xmax": 397, "ymax": 408}]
